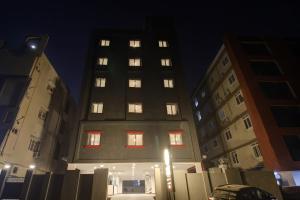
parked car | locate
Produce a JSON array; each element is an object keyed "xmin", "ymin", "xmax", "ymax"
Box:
[{"xmin": 209, "ymin": 184, "xmax": 277, "ymax": 200}]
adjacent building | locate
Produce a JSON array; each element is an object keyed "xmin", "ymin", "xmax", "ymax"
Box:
[
  {"xmin": 192, "ymin": 34, "xmax": 300, "ymax": 186},
  {"xmin": 69, "ymin": 17, "xmax": 202, "ymax": 197},
  {"xmin": 0, "ymin": 36, "xmax": 77, "ymax": 177}
]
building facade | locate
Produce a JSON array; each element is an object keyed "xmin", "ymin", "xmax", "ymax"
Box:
[
  {"xmin": 192, "ymin": 35, "xmax": 300, "ymax": 186},
  {"xmin": 0, "ymin": 36, "xmax": 77, "ymax": 177},
  {"xmin": 70, "ymin": 18, "xmax": 202, "ymax": 197}
]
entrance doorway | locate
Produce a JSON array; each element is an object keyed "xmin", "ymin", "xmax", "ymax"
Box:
[{"xmin": 122, "ymin": 180, "xmax": 145, "ymax": 194}]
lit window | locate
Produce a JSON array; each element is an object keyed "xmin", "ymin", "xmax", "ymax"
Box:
[
  {"xmin": 129, "ymin": 79, "xmax": 141, "ymax": 88},
  {"xmin": 228, "ymin": 72, "xmax": 236, "ymax": 84},
  {"xmin": 231, "ymin": 151, "xmax": 239, "ymax": 164},
  {"xmin": 84, "ymin": 131, "xmax": 101, "ymax": 148},
  {"xmin": 129, "ymin": 40, "xmax": 141, "ymax": 48},
  {"xmin": 224, "ymin": 128, "xmax": 232, "ymax": 140},
  {"xmin": 100, "ymin": 40, "xmax": 110, "ymax": 47},
  {"xmin": 128, "ymin": 103, "xmax": 143, "ymax": 113},
  {"xmin": 98, "ymin": 58, "xmax": 108, "ymax": 66},
  {"xmin": 194, "ymin": 98, "xmax": 199, "ymax": 107},
  {"xmin": 159, "ymin": 40, "xmax": 168, "ymax": 47},
  {"xmin": 163, "ymin": 79, "xmax": 174, "ymax": 88},
  {"xmin": 252, "ymin": 143, "xmax": 262, "ymax": 158},
  {"xmin": 243, "ymin": 115, "xmax": 252, "ymax": 129},
  {"xmin": 161, "ymin": 59, "xmax": 172, "ymax": 67},
  {"xmin": 166, "ymin": 103, "xmax": 178, "ymax": 115},
  {"xmin": 129, "ymin": 58, "xmax": 141, "ymax": 67},
  {"xmin": 196, "ymin": 111, "xmax": 202, "ymax": 121},
  {"xmin": 235, "ymin": 91, "xmax": 244, "ymax": 105},
  {"xmin": 91, "ymin": 103, "xmax": 103, "ymax": 113},
  {"xmin": 169, "ymin": 131, "xmax": 183, "ymax": 146},
  {"xmin": 95, "ymin": 78, "xmax": 106, "ymax": 87},
  {"xmin": 127, "ymin": 131, "xmax": 143, "ymax": 147}
]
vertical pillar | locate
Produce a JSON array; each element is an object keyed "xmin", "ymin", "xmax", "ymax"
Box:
[
  {"xmin": 0, "ymin": 169, "xmax": 9, "ymax": 198},
  {"xmin": 20, "ymin": 169, "xmax": 34, "ymax": 200},
  {"xmin": 154, "ymin": 167, "xmax": 167, "ymax": 200},
  {"xmin": 60, "ymin": 169, "xmax": 80, "ymax": 200},
  {"xmin": 91, "ymin": 168, "xmax": 108, "ymax": 200}
]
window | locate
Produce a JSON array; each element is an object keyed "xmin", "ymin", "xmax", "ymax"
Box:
[
  {"xmin": 271, "ymin": 106, "xmax": 300, "ymax": 127},
  {"xmin": 129, "ymin": 79, "xmax": 141, "ymax": 88},
  {"xmin": 201, "ymin": 91, "xmax": 206, "ymax": 98},
  {"xmin": 159, "ymin": 40, "xmax": 168, "ymax": 47},
  {"xmin": 98, "ymin": 58, "xmax": 108, "ymax": 66},
  {"xmin": 231, "ymin": 151, "xmax": 239, "ymax": 164},
  {"xmin": 166, "ymin": 103, "xmax": 178, "ymax": 115},
  {"xmin": 241, "ymin": 42, "xmax": 270, "ymax": 56},
  {"xmin": 129, "ymin": 58, "xmax": 141, "ymax": 67},
  {"xmin": 127, "ymin": 131, "xmax": 143, "ymax": 147},
  {"xmin": 161, "ymin": 59, "xmax": 172, "ymax": 67},
  {"xmin": 196, "ymin": 111, "xmax": 202, "ymax": 121},
  {"xmin": 228, "ymin": 73, "xmax": 236, "ymax": 84},
  {"xmin": 259, "ymin": 82, "xmax": 295, "ymax": 99},
  {"xmin": 224, "ymin": 129, "xmax": 232, "ymax": 140},
  {"xmin": 47, "ymin": 80, "xmax": 56, "ymax": 94},
  {"xmin": 95, "ymin": 78, "xmax": 106, "ymax": 87},
  {"xmin": 129, "ymin": 40, "xmax": 141, "ymax": 48},
  {"xmin": 100, "ymin": 40, "xmax": 110, "ymax": 46},
  {"xmin": 38, "ymin": 107, "xmax": 48, "ymax": 121},
  {"xmin": 283, "ymin": 135, "xmax": 300, "ymax": 161},
  {"xmin": 84, "ymin": 130, "xmax": 101, "ymax": 148},
  {"xmin": 91, "ymin": 103, "xmax": 103, "ymax": 113},
  {"xmin": 169, "ymin": 131, "xmax": 183, "ymax": 146},
  {"xmin": 213, "ymin": 140, "xmax": 218, "ymax": 147},
  {"xmin": 218, "ymin": 109, "xmax": 226, "ymax": 121},
  {"xmin": 222, "ymin": 56, "xmax": 229, "ymax": 66},
  {"xmin": 252, "ymin": 143, "xmax": 261, "ymax": 158},
  {"xmin": 243, "ymin": 115, "xmax": 252, "ymax": 129},
  {"xmin": 194, "ymin": 98, "xmax": 199, "ymax": 107},
  {"xmin": 249, "ymin": 61, "xmax": 282, "ymax": 76},
  {"xmin": 128, "ymin": 103, "xmax": 143, "ymax": 113},
  {"xmin": 235, "ymin": 91, "xmax": 244, "ymax": 105},
  {"xmin": 28, "ymin": 138, "xmax": 41, "ymax": 157},
  {"xmin": 163, "ymin": 79, "xmax": 174, "ymax": 88}
]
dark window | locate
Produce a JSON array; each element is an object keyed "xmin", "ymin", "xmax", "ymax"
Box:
[
  {"xmin": 249, "ymin": 61, "xmax": 282, "ymax": 76},
  {"xmin": 241, "ymin": 43, "xmax": 271, "ymax": 56},
  {"xmin": 283, "ymin": 135, "xmax": 300, "ymax": 161},
  {"xmin": 259, "ymin": 82, "xmax": 295, "ymax": 99},
  {"xmin": 271, "ymin": 106, "xmax": 300, "ymax": 127}
]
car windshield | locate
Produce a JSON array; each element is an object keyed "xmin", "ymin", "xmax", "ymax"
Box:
[{"xmin": 213, "ymin": 189, "xmax": 237, "ymax": 199}]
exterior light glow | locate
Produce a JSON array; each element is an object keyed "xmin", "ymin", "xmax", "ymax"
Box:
[
  {"xmin": 100, "ymin": 164, "xmax": 104, "ymax": 168},
  {"xmin": 163, "ymin": 148, "xmax": 174, "ymax": 191},
  {"xmin": 4, "ymin": 164, "xmax": 11, "ymax": 169},
  {"xmin": 29, "ymin": 164, "xmax": 36, "ymax": 169},
  {"xmin": 30, "ymin": 44, "xmax": 37, "ymax": 49},
  {"xmin": 154, "ymin": 164, "xmax": 159, "ymax": 168}
]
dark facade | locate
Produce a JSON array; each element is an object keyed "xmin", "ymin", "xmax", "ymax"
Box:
[{"xmin": 73, "ymin": 18, "xmax": 201, "ymax": 163}]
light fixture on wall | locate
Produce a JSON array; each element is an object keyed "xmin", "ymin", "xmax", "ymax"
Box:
[
  {"xmin": 29, "ymin": 164, "xmax": 36, "ymax": 169},
  {"xmin": 4, "ymin": 164, "xmax": 11, "ymax": 169}
]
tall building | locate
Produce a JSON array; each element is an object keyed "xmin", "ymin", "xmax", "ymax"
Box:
[
  {"xmin": 70, "ymin": 18, "xmax": 202, "ymax": 197},
  {"xmin": 192, "ymin": 34, "xmax": 300, "ymax": 186},
  {"xmin": 0, "ymin": 36, "xmax": 77, "ymax": 177}
]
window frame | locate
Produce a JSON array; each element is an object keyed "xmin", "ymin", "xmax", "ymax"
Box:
[
  {"xmin": 95, "ymin": 77, "xmax": 106, "ymax": 88},
  {"xmin": 98, "ymin": 57, "xmax": 108, "ymax": 66},
  {"xmin": 129, "ymin": 58, "xmax": 142, "ymax": 67},
  {"xmin": 252, "ymin": 143, "xmax": 262, "ymax": 158},
  {"xmin": 91, "ymin": 102, "xmax": 104, "ymax": 114},
  {"xmin": 163, "ymin": 79, "xmax": 174, "ymax": 88},
  {"xmin": 231, "ymin": 151, "xmax": 239, "ymax": 164},
  {"xmin": 129, "ymin": 79, "xmax": 142, "ymax": 88},
  {"xmin": 166, "ymin": 103, "xmax": 178, "ymax": 116},
  {"xmin": 100, "ymin": 39, "xmax": 110, "ymax": 47},
  {"xmin": 127, "ymin": 131, "xmax": 144, "ymax": 148},
  {"xmin": 83, "ymin": 130, "xmax": 102, "ymax": 148},
  {"xmin": 128, "ymin": 103, "xmax": 143, "ymax": 114},
  {"xmin": 168, "ymin": 131, "xmax": 184, "ymax": 147},
  {"xmin": 161, "ymin": 58, "xmax": 172, "ymax": 67},
  {"xmin": 129, "ymin": 40, "xmax": 141, "ymax": 48},
  {"xmin": 243, "ymin": 115, "xmax": 252, "ymax": 129},
  {"xmin": 235, "ymin": 91, "xmax": 244, "ymax": 105}
]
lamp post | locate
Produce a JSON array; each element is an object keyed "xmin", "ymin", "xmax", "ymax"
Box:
[{"xmin": 163, "ymin": 148, "xmax": 175, "ymax": 200}]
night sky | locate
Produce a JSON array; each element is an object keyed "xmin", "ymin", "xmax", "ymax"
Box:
[{"xmin": 1, "ymin": 1, "xmax": 300, "ymax": 102}]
